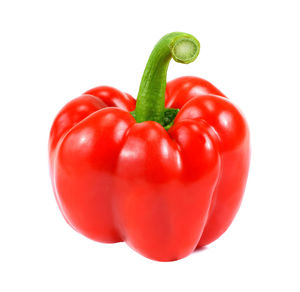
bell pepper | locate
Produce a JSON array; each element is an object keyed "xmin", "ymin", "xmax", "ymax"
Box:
[{"xmin": 49, "ymin": 32, "xmax": 250, "ymax": 261}]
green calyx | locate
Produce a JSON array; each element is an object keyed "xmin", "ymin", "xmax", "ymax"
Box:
[
  {"xmin": 131, "ymin": 107, "xmax": 179, "ymax": 130},
  {"xmin": 132, "ymin": 32, "xmax": 200, "ymax": 129}
]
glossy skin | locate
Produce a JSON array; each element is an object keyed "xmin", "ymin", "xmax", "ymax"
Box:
[{"xmin": 49, "ymin": 76, "xmax": 250, "ymax": 261}]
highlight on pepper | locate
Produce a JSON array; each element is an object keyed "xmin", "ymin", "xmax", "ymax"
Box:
[{"xmin": 49, "ymin": 32, "xmax": 250, "ymax": 261}]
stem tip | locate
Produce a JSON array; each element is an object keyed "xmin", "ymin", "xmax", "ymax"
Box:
[{"xmin": 171, "ymin": 37, "xmax": 200, "ymax": 64}]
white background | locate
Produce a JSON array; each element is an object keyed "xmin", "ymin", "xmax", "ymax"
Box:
[{"xmin": 1, "ymin": 0, "xmax": 299, "ymax": 291}]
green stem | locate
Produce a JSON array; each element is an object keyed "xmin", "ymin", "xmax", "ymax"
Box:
[{"xmin": 134, "ymin": 32, "xmax": 200, "ymax": 125}]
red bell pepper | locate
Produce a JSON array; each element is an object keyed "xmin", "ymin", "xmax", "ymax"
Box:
[{"xmin": 49, "ymin": 32, "xmax": 250, "ymax": 261}]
